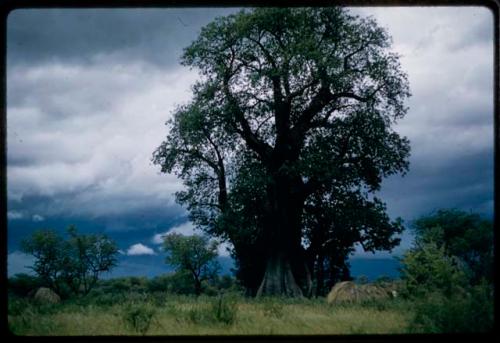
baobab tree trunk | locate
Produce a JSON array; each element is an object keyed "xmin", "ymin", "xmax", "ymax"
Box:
[
  {"xmin": 257, "ymin": 253, "xmax": 303, "ymax": 297},
  {"xmin": 256, "ymin": 175, "xmax": 306, "ymax": 297}
]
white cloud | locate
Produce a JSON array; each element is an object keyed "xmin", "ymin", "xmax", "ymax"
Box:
[
  {"xmin": 7, "ymin": 60, "xmax": 197, "ymax": 216},
  {"xmin": 151, "ymin": 221, "xmax": 233, "ymax": 257},
  {"xmin": 217, "ymin": 241, "xmax": 233, "ymax": 257},
  {"xmin": 6, "ymin": 7, "xmax": 494, "ymax": 263},
  {"xmin": 349, "ymin": 6, "xmax": 494, "ymax": 221},
  {"xmin": 32, "ymin": 214, "xmax": 45, "ymax": 222},
  {"xmin": 352, "ymin": 7, "xmax": 493, "ymax": 166},
  {"xmin": 8, "ymin": 251, "xmax": 35, "ymax": 276},
  {"xmin": 152, "ymin": 221, "xmax": 198, "ymax": 244},
  {"xmin": 7, "ymin": 8, "xmax": 492, "ymax": 220},
  {"xmin": 151, "ymin": 233, "xmax": 166, "ymax": 245},
  {"xmin": 126, "ymin": 243, "xmax": 156, "ymax": 256},
  {"xmin": 7, "ymin": 210, "xmax": 23, "ymax": 220},
  {"xmin": 167, "ymin": 221, "xmax": 198, "ymax": 236}
]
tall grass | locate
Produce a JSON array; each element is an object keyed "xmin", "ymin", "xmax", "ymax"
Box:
[
  {"xmin": 8, "ymin": 293, "xmax": 413, "ymax": 335},
  {"xmin": 123, "ymin": 302, "xmax": 157, "ymax": 335}
]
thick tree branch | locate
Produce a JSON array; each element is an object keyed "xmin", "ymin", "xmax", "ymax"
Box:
[
  {"xmin": 178, "ymin": 147, "xmax": 220, "ymax": 172},
  {"xmin": 223, "ymin": 81, "xmax": 273, "ymax": 161},
  {"xmin": 200, "ymin": 128, "xmax": 228, "ymax": 210}
]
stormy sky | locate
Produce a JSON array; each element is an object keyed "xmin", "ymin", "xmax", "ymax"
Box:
[{"xmin": 6, "ymin": 6, "xmax": 494, "ymax": 278}]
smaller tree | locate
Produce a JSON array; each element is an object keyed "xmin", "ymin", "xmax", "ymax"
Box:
[
  {"xmin": 20, "ymin": 229, "xmax": 65, "ymax": 294},
  {"xmin": 399, "ymin": 209, "xmax": 494, "ymax": 333},
  {"xmin": 163, "ymin": 233, "xmax": 220, "ymax": 296},
  {"xmin": 399, "ymin": 241, "xmax": 467, "ymax": 298},
  {"xmin": 66, "ymin": 226, "xmax": 119, "ymax": 295},
  {"xmin": 20, "ymin": 226, "xmax": 118, "ymax": 296},
  {"xmin": 412, "ymin": 209, "xmax": 493, "ymax": 284}
]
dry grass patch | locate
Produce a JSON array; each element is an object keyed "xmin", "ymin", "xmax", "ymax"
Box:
[{"xmin": 9, "ymin": 295, "xmax": 413, "ymax": 335}]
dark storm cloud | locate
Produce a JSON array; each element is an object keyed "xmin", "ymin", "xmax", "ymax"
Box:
[
  {"xmin": 7, "ymin": 193, "xmax": 188, "ymax": 246},
  {"xmin": 7, "ymin": 8, "xmax": 240, "ymax": 67},
  {"xmin": 380, "ymin": 146, "xmax": 494, "ymax": 222},
  {"xmin": 7, "ymin": 7, "xmax": 494, "ymax": 274}
]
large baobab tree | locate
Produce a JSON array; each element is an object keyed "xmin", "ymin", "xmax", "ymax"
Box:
[{"xmin": 154, "ymin": 7, "xmax": 410, "ymax": 297}]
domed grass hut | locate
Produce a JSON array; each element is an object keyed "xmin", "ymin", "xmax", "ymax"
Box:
[
  {"xmin": 327, "ymin": 281, "xmax": 390, "ymax": 304},
  {"xmin": 33, "ymin": 287, "xmax": 61, "ymax": 304}
]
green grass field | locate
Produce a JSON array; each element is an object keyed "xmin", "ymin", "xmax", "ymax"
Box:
[{"xmin": 8, "ymin": 294, "xmax": 415, "ymax": 335}]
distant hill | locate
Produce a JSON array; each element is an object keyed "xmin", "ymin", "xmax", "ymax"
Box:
[
  {"xmin": 105, "ymin": 254, "xmax": 400, "ymax": 281},
  {"xmin": 349, "ymin": 257, "xmax": 401, "ymax": 281},
  {"xmin": 105, "ymin": 254, "xmax": 235, "ymax": 279}
]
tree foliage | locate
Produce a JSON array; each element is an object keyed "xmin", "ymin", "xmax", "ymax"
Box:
[
  {"xmin": 400, "ymin": 209, "xmax": 494, "ymax": 333},
  {"xmin": 8, "ymin": 273, "xmax": 44, "ymax": 297},
  {"xmin": 400, "ymin": 209, "xmax": 493, "ymax": 296},
  {"xmin": 400, "ymin": 241, "xmax": 468, "ymax": 298},
  {"xmin": 20, "ymin": 226, "xmax": 118, "ymax": 297},
  {"xmin": 412, "ymin": 209, "xmax": 493, "ymax": 283},
  {"xmin": 163, "ymin": 233, "xmax": 220, "ymax": 295},
  {"xmin": 154, "ymin": 7, "xmax": 410, "ymax": 296},
  {"xmin": 21, "ymin": 229, "xmax": 64, "ymax": 293}
]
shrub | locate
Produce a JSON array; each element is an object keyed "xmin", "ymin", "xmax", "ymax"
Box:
[
  {"xmin": 409, "ymin": 281, "xmax": 493, "ymax": 333},
  {"xmin": 8, "ymin": 297, "xmax": 32, "ymax": 316},
  {"xmin": 8, "ymin": 274, "xmax": 44, "ymax": 297},
  {"xmin": 412, "ymin": 209, "xmax": 493, "ymax": 284},
  {"xmin": 148, "ymin": 292, "xmax": 167, "ymax": 306},
  {"xmin": 123, "ymin": 302, "xmax": 157, "ymax": 335},
  {"xmin": 399, "ymin": 242, "xmax": 467, "ymax": 298},
  {"xmin": 86, "ymin": 289, "xmax": 128, "ymax": 306},
  {"xmin": 146, "ymin": 275, "xmax": 171, "ymax": 293}
]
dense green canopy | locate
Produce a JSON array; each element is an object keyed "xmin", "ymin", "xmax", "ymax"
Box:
[{"xmin": 154, "ymin": 7, "xmax": 410, "ymax": 296}]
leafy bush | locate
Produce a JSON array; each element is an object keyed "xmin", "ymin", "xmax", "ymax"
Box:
[
  {"xmin": 20, "ymin": 227, "xmax": 118, "ymax": 297},
  {"xmin": 86, "ymin": 289, "xmax": 128, "ymax": 306},
  {"xmin": 399, "ymin": 242, "xmax": 467, "ymax": 298},
  {"xmin": 123, "ymin": 302, "xmax": 157, "ymax": 335},
  {"xmin": 413, "ymin": 209, "xmax": 493, "ymax": 284},
  {"xmin": 8, "ymin": 274, "xmax": 44, "ymax": 297},
  {"xmin": 148, "ymin": 292, "xmax": 167, "ymax": 306},
  {"xmin": 36, "ymin": 303, "xmax": 62, "ymax": 315},
  {"xmin": 409, "ymin": 281, "xmax": 493, "ymax": 333},
  {"xmin": 399, "ymin": 210, "xmax": 494, "ymax": 334},
  {"xmin": 97, "ymin": 277, "xmax": 149, "ymax": 294},
  {"xmin": 146, "ymin": 275, "xmax": 171, "ymax": 293},
  {"xmin": 8, "ymin": 297, "xmax": 32, "ymax": 316}
]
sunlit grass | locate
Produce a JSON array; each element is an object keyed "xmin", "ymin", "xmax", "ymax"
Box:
[{"xmin": 8, "ymin": 294, "xmax": 414, "ymax": 335}]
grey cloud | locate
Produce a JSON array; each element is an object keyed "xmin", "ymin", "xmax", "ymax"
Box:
[
  {"xmin": 349, "ymin": 7, "xmax": 495, "ymax": 230},
  {"xmin": 7, "ymin": 62, "xmax": 183, "ymax": 120},
  {"xmin": 380, "ymin": 147, "xmax": 493, "ymax": 221},
  {"xmin": 7, "ymin": 8, "xmax": 240, "ymax": 68},
  {"xmin": 6, "ymin": 7, "xmax": 494, "ymax": 268},
  {"xmin": 126, "ymin": 243, "xmax": 156, "ymax": 256},
  {"xmin": 448, "ymin": 8, "xmax": 494, "ymax": 50},
  {"xmin": 32, "ymin": 214, "xmax": 45, "ymax": 222},
  {"xmin": 7, "ymin": 210, "xmax": 23, "ymax": 220},
  {"xmin": 7, "ymin": 57, "xmax": 197, "ymax": 216},
  {"xmin": 8, "ymin": 251, "xmax": 35, "ymax": 276}
]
